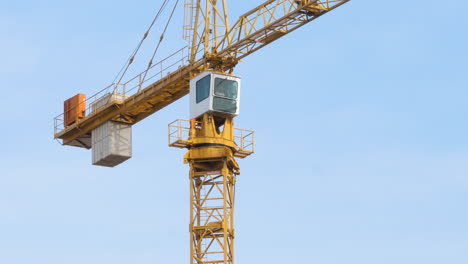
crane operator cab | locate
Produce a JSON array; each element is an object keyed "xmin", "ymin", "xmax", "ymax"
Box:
[{"xmin": 190, "ymin": 72, "xmax": 241, "ymax": 119}]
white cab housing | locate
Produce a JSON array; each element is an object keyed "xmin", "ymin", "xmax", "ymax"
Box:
[{"xmin": 190, "ymin": 72, "xmax": 241, "ymax": 119}]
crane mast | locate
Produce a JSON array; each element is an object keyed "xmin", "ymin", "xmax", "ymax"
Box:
[
  {"xmin": 183, "ymin": 3, "xmax": 244, "ymax": 263},
  {"xmin": 184, "ymin": 3, "xmax": 236, "ymax": 261},
  {"xmin": 53, "ymin": 1, "xmax": 350, "ymax": 264},
  {"xmin": 183, "ymin": 114, "xmax": 239, "ymax": 264}
]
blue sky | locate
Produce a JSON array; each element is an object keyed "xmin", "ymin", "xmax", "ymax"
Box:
[{"xmin": 1, "ymin": 0, "xmax": 468, "ymax": 263}]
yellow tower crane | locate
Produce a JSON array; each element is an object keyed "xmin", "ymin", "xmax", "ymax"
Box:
[{"xmin": 53, "ymin": 1, "xmax": 350, "ymax": 263}]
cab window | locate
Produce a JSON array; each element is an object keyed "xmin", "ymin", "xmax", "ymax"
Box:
[
  {"xmin": 196, "ymin": 75, "xmax": 211, "ymax": 103},
  {"xmin": 214, "ymin": 78, "xmax": 238, "ymax": 99}
]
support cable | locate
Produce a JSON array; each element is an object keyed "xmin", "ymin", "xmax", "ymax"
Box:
[
  {"xmin": 140, "ymin": 0, "xmax": 181, "ymax": 86},
  {"xmin": 111, "ymin": 0, "xmax": 171, "ymax": 89}
]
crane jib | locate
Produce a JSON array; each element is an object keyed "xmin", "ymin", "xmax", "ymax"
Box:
[{"xmin": 53, "ymin": 0, "xmax": 350, "ymax": 147}]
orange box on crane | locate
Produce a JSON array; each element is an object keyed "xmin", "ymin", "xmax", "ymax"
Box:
[{"xmin": 64, "ymin": 93, "xmax": 86, "ymax": 127}]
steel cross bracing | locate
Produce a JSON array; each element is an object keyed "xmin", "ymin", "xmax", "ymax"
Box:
[
  {"xmin": 190, "ymin": 162, "xmax": 236, "ymax": 264},
  {"xmin": 175, "ymin": 113, "xmax": 242, "ymax": 264},
  {"xmin": 53, "ymin": 0, "xmax": 349, "ymax": 147},
  {"xmin": 186, "ymin": 0, "xmax": 231, "ymax": 64},
  {"xmin": 216, "ymin": 0, "xmax": 349, "ymax": 60}
]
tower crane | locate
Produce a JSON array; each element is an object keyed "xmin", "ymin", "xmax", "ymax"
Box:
[{"xmin": 53, "ymin": 1, "xmax": 350, "ymax": 263}]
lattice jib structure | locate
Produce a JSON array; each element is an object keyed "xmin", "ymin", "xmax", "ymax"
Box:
[{"xmin": 209, "ymin": 0, "xmax": 350, "ymax": 63}]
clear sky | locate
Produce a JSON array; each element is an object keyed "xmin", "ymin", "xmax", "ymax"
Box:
[{"xmin": 1, "ymin": 0, "xmax": 468, "ymax": 263}]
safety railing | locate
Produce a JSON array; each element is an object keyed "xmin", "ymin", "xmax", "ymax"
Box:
[
  {"xmin": 168, "ymin": 119, "xmax": 192, "ymax": 148},
  {"xmin": 168, "ymin": 119, "xmax": 255, "ymax": 158},
  {"xmin": 233, "ymin": 128, "xmax": 255, "ymax": 158},
  {"xmin": 54, "ymin": 46, "xmax": 190, "ymax": 135}
]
